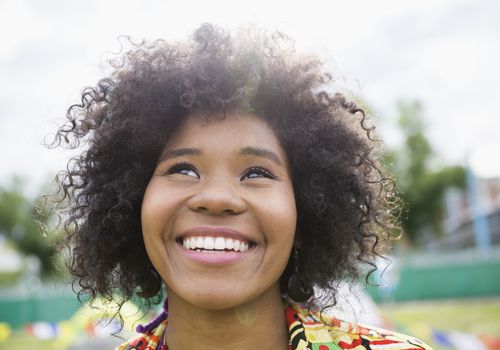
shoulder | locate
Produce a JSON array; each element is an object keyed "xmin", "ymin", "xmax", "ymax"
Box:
[{"xmin": 288, "ymin": 303, "xmax": 433, "ymax": 350}]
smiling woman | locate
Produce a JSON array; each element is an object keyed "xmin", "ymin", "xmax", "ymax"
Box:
[{"xmin": 49, "ymin": 24, "xmax": 432, "ymax": 349}]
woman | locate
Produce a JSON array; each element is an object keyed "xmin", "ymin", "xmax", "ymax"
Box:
[{"xmin": 52, "ymin": 24, "xmax": 432, "ymax": 350}]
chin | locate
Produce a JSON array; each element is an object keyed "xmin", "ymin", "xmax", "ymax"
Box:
[
  {"xmin": 183, "ymin": 288, "xmax": 251, "ymax": 310},
  {"xmin": 170, "ymin": 280, "xmax": 279, "ymax": 311}
]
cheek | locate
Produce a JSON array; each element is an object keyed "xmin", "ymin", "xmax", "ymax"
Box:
[
  {"xmin": 141, "ymin": 185, "xmax": 160, "ymax": 260},
  {"xmin": 141, "ymin": 181, "xmax": 174, "ymax": 242},
  {"xmin": 141, "ymin": 184, "xmax": 159, "ymax": 235},
  {"xmin": 264, "ymin": 188, "xmax": 297, "ymax": 245},
  {"xmin": 141, "ymin": 181, "xmax": 180, "ymax": 275}
]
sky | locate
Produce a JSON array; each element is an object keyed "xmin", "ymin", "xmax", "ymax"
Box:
[{"xmin": 1, "ymin": 0, "xmax": 499, "ymax": 194}]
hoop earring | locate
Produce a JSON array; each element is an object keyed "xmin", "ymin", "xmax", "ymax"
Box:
[{"xmin": 287, "ymin": 247, "xmax": 313, "ymax": 303}]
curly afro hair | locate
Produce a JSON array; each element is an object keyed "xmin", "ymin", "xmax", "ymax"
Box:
[{"xmin": 51, "ymin": 23, "xmax": 399, "ymax": 308}]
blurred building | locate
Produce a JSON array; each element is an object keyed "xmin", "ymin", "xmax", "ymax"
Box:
[{"xmin": 434, "ymin": 176, "xmax": 500, "ymax": 250}]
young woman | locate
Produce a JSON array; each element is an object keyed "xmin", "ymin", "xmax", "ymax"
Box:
[{"xmin": 52, "ymin": 24, "xmax": 432, "ymax": 350}]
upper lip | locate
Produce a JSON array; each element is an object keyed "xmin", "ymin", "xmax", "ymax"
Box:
[{"xmin": 178, "ymin": 226, "xmax": 255, "ymax": 244}]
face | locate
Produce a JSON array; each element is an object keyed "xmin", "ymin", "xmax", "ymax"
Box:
[{"xmin": 141, "ymin": 113, "xmax": 297, "ymax": 310}]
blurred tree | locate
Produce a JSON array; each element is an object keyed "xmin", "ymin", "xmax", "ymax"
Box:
[
  {"xmin": 0, "ymin": 177, "xmax": 59, "ymax": 276},
  {"xmin": 383, "ymin": 101, "xmax": 466, "ymax": 243}
]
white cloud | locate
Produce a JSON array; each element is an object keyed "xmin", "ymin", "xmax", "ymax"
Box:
[{"xmin": 0, "ymin": 0, "xmax": 52, "ymax": 62}]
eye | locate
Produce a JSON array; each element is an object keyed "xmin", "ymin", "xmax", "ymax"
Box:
[
  {"xmin": 166, "ymin": 162, "xmax": 199, "ymax": 178},
  {"xmin": 241, "ymin": 166, "xmax": 276, "ymax": 180}
]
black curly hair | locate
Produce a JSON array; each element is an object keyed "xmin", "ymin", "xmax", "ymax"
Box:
[{"xmin": 50, "ymin": 23, "xmax": 399, "ymax": 309}]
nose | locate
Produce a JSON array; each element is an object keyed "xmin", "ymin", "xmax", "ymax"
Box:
[{"xmin": 187, "ymin": 176, "xmax": 246, "ymax": 215}]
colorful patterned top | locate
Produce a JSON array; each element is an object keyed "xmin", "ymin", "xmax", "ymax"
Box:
[{"xmin": 116, "ymin": 300, "xmax": 432, "ymax": 350}]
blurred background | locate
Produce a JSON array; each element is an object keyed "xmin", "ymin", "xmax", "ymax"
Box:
[{"xmin": 1, "ymin": 0, "xmax": 499, "ymax": 349}]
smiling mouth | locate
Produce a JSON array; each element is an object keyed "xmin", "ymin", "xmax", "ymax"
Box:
[{"xmin": 177, "ymin": 236, "xmax": 254, "ymax": 252}]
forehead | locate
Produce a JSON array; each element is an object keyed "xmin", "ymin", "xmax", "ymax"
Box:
[{"xmin": 164, "ymin": 113, "xmax": 285, "ymax": 154}]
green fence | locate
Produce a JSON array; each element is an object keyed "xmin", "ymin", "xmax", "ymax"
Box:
[
  {"xmin": 0, "ymin": 284, "xmax": 81, "ymax": 329},
  {"xmin": 366, "ymin": 247, "xmax": 500, "ymax": 302}
]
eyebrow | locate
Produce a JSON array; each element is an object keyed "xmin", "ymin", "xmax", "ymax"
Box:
[
  {"xmin": 159, "ymin": 148, "xmax": 201, "ymax": 162},
  {"xmin": 159, "ymin": 146, "xmax": 283, "ymax": 166},
  {"xmin": 240, "ymin": 146, "xmax": 283, "ymax": 166}
]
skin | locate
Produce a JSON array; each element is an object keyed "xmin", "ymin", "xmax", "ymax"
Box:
[{"xmin": 141, "ymin": 113, "xmax": 297, "ymax": 349}]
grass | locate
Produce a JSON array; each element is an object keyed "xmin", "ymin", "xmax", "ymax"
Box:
[
  {"xmin": 379, "ymin": 297, "xmax": 500, "ymax": 349},
  {"xmin": 0, "ymin": 337, "xmax": 67, "ymax": 350}
]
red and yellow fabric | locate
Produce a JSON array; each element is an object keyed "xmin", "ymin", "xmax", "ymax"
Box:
[{"xmin": 116, "ymin": 301, "xmax": 432, "ymax": 350}]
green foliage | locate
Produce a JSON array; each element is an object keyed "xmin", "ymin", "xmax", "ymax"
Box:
[
  {"xmin": 383, "ymin": 101, "xmax": 466, "ymax": 243},
  {"xmin": 0, "ymin": 177, "xmax": 60, "ymax": 276},
  {"xmin": 0, "ymin": 271, "xmax": 22, "ymax": 286}
]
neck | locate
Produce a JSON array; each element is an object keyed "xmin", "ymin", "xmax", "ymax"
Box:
[{"xmin": 166, "ymin": 285, "xmax": 289, "ymax": 350}]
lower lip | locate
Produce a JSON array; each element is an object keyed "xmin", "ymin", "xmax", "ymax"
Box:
[{"xmin": 177, "ymin": 243, "xmax": 253, "ymax": 264}]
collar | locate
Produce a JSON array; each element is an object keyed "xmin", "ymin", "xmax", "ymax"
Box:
[
  {"xmin": 127, "ymin": 299, "xmax": 338, "ymax": 350},
  {"xmin": 119, "ymin": 298, "xmax": 431, "ymax": 350}
]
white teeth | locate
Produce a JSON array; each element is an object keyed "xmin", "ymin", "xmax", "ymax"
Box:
[
  {"xmin": 204, "ymin": 237, "xmax": 215, "ymax": 250},
  {"xmin": 196, "ymin": 237, "xmax": 204, "ymax": 248},
  {"xmin": 233, "ymin": 240, "xmax": 241, "ymax": 251},
  {"xmin": 214, "ymin": 237, "xmax": 225, "ymax": 250},
  {"xmin": 182, "ymin": 236, "xmax": 250, "ymax": 252}
]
